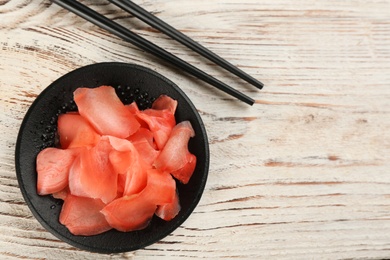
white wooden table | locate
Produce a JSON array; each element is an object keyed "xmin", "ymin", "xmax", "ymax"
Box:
[{"xmin": 1, "ymin": 0, "xmax": 390, "ymax": 259}]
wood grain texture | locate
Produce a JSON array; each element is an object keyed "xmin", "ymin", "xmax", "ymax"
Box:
[{"xmin": 1, "ymin": 0, "xmax": 390, "ymax": 259}]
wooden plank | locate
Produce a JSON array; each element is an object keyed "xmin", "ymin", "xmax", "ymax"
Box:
[{"xmin": 1, "ymin": 0, "xmax": 390, "ymax": 258}]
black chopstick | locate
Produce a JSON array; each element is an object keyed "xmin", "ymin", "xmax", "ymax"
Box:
[
  {"xmin": 51, "ymin": 0, "xmax": 255, "ymax": 105},
  {"xmin": 108, "ymin": 0, "xmax": 264, "ymax": 90}
]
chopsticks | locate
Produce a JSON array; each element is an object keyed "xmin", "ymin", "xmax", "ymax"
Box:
[
  {"xmin": 51, "ymin": 0, "xmax": 260, "ymax": 106},
  {"xmin": 108, "ymin": 0, "xmax": 264, "ymax": 90}
]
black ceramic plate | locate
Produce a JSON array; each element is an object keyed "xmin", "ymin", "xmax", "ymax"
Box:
[{"xmin": 15, "ymin": 62, "xmax": 209, "ymax": 253}]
